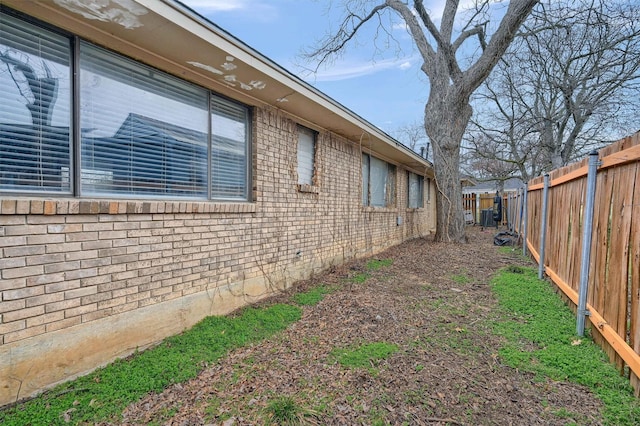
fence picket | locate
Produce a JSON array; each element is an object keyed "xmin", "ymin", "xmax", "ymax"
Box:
[{"xmin": 506, "ymin": 131, "xmax": 640, "ymax": 394}]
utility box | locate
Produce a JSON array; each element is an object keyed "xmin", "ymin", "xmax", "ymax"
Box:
[{"xmin": 480, "ymin": 208, "xmax": 495, "ymax": 228}]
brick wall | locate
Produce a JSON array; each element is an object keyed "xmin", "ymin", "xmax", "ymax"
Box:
[{"xmin": 0, "ymin": 106, "xmax": 434, "ymax": 405}]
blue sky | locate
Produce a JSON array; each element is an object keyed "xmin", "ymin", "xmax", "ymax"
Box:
[{"xmin": 180, "ymin": 0, "xmax": 433, "ymax": 136}]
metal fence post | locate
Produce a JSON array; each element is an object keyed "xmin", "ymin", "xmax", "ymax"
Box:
[
  {"xmin": 538, "ymin": 174, "xmax": 550, "ymax": 280},
  {"xmin": 522, "ymin": 185, "xmax": 528, "ymax": 257},
  {"xmin": 577, "ymin": 150, "xmax": 600, "ymax": 336}
]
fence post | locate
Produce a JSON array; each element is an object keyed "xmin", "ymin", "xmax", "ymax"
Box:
[
  {"xmin": 577, "ymin": 150, "xmax": 600, "ymax": 336},
  {"xmin": 538, "ymin": 174, "xmax": 550, "ymax": 280},
  {"xmin": 507, "ymin": 193, "xmax": 516, "ymax": 232},
  {"xmin": 522, "ymin": 185, "xmax": 528, "ymax": 257}
]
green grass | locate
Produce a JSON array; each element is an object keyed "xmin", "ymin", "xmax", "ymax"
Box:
[
  {"xmin": 265, "ymin": 395, "xmax": 317, "ymax": 425},
  {"xmin": 450, "ymin": 273, "xmax": 470, "ymax": 284},
  {"xmin": 330, "ymin": 342, "xmax": 398, "ymax": 373},
  {"xmin": 491, "ymin": 266, "xmax": 640, "ymax": 425},
  {"xmin": 348, "ymin": 258, "xmax": 393, "ymax": 285},
  {"xmin": 0, "ymin": 304, "xmax": 302, "ymax": 426},
  {"xmin": 292, "ymin": 285, "xmax": 335, "ymax": 306},
  {"xmin": 366, "ymin": 258, "xmax": 393, "ymax": 270}
]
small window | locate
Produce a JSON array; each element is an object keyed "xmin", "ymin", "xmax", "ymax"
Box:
[
  {"xmin": 362, "ymin": 153, "xmax": 396, "ymax": 207},
  {"xmin": 297, "ymin": 125, "xmax": 316, "ymax": 186},
  {"xmin": 408, "ymin": 172, "xmax": 424, "ymax": 208}
]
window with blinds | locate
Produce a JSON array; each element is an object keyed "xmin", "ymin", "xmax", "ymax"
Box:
[
  {"xmin": 408, "ymin": 172, "xmax": 424, "ymax": 208},
  {"xmin": 297, "ymin": 125, "xmax": 315, "ymax": 186},
  {"xmin": 0, "ymin": 9, "xmax": 252, "ymax": 201},
  {"xmin": 211, "ymin": 95, "xmax": 249, "ymax": 200},
  {"xmin": 0, "ymin": 12, "xmax": 72, "ymax": 193},
  {"xmin": 80, "ymin": 43, "xmax": 209, "ymax": 198},
  {"xmin": 362, "ymin": 153, "xmax": 396, "ymax": 207}
]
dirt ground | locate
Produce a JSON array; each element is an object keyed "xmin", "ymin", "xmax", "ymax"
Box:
[{"xmin": 119, "ymin": 227, "xmax": 602, "ymax": 425}]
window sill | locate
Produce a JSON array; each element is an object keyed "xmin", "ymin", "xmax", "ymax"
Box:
[
  {"xmin": 0, "ymin": 198, "xmax": 256, "ymax": 215},
  {"xmin": 297, "ymin": 184, "xmax": 319, "ymax": 194}
]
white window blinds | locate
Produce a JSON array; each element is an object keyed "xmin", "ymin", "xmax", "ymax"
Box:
[
  {"xmin": 211, "ymin": 95, "xmax": 249, "ymax": 200},
  {"xmin": 79, "ymin": 43, "xmax": 209, "ymax": 198},
  {"xmin": 0, "ymin": 12, "xmax": 72, "ymax": 193},
  {"xmin": 297, "ymin": 126, "xmax": 315, "ymax": 185}
]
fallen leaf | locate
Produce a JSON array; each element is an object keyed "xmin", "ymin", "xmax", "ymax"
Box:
[{"xmin": 571, "ymin": 339, "xmax": 582, "ymax": 346}]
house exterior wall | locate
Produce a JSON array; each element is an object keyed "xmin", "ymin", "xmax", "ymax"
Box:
[{"xmin": 0, "ymin": 106, "xmax": 435, "ymax": 405}]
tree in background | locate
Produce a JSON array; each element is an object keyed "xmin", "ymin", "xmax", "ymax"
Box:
[
  {"xmin": 391, "ymin": 119, "xmax": 430, "ymax": 159},
  {"xmin": 304, "ymin": 0, "xmax": 538, "ymax": 243},
  {"xmin": 466, "ymin": 0, "xmax": 640, "ymax": 181}
]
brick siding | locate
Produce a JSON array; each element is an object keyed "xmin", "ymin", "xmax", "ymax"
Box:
[{"xmin": 0, "ymin": 106, "xmax": 434, "ymax": 405}]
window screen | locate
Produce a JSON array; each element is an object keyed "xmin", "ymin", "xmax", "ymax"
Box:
[
  {"xmin": 297, "ymin": 126, "xmax": 315, "ymax": 185},
  {"xmin": 0, "ymin": 12, "xmax": 72, "ymax": 193},
  {"xmin": 211, "ymin": 95, "xmax": 249, "ymax": 200},
  {"xmin": 408, "ymin": 172, "xmax": 424, "ymax": 208},
  {"xmin": 79, "ymin": 43, "xmax": 209, "ymax": 198},
  {"xmin": 362, "ymin": 153, "xmax": 395, "ymax": 207},
  {"xmin": 362, "ymin": 153, "xmax": 370, "ymax": 205},
  {"xmin": 370, "ymin": 156, "xmax": 388, "ymax": 207}
]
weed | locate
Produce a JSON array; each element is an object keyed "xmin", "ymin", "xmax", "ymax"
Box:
[
  {"xmin": 491, "ymin": 266, "xmax": 640, "ymax": 425},
  {"xmin": 450, "ymin": 273, "xmax": 470, "ymax": 284},
  {"xmin": 330, "ymin": 342, "xmax": 398, "ymax": 374},
  {"xmin": 265, "ymin": 395, "xmax": 316, "ymax": 425},
  {"xmin": 349, "ymin": 272, "xmax": 369, "ymax": 284},
  {"xmin": 292, "ymin": 285, "xmax": 335, "ymax": 306},
  {"xmin": 366, "ymin": 258, "xmax": 393, "ymax": 270},
  {"xmin": 0, "ymin": 304, "xmax": 302, "ymax": 426}
]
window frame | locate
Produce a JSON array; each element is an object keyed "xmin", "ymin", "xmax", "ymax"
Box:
[
  {"xmin": 0, "ymin": 8, "xmax": 74, "ymax": 196},
  {"xmin": 0, "ymin": 8, "xmax": 252, "ymax": 202},
  {"xmin": 361, "ymin": 153, "xmax": 396, "ymax": 207},
  {"xmin": 296, "ymin": 125, "xmax": 316, "ymax": 187},
  {"xmin": 407, "ymin": 171, "xmax": 425, "ymax": 208}
]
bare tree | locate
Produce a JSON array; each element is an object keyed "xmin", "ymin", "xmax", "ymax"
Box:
[
  {"xmin": 391, "ymin": 119, "xmax": 429, "ymax": 157},
  {"xmin": 1, "ymin": 50, "xmax": 59, "ymax": 127},
  {"xmin": 303, "ymin": 0, "xmax": 538, "ymax": 242},
  {"xmin": 468, "ymin": 0, "xmax": 640, "ymax": 177}
]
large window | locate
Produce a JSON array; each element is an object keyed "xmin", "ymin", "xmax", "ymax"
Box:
[
  {"xmin": 362, "ymin": 153, "xmax": 396, "ymax": 207},
  {"xmin": 80, "ymin": 43, "xmax": 209, "ymax": 198},
  {"xmin": 408, "ymin": 172, "xmax": 424, "ymax": 208},
  {"xmin": 297, "ymin": 125, "xmax": 316, "ymax": 186},
  {"xmin": 0, "ymin": 12, "xmax": 72, "ymax": 193},
  {"xmin": 0, "ymin": 10, "xmax": 251, "ymax": 201}
]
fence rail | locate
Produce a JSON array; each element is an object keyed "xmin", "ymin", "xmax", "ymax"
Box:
[{"xmin": 512, "ymin": 132, "xmax": 640, "ymax": 394}]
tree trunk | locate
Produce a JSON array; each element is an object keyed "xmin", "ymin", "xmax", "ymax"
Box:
[{"xmin": 425, "ymin": 88, "xmax": 472, "ymax": 243}]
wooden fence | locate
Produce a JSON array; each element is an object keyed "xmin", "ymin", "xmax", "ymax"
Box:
[
  {"xmin": 516, "ymin": 132, "xmax": 640, "ymax": 394},
  {"xmin": 462, "ymin": 193, "xmax": 509, "ymax": 226}
]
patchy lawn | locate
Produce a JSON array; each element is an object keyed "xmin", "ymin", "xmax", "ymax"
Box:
[
  {"xmin": 117, "ymin": 227, "xmax": 635, "ymax": 425},
  {"xmin": 3, "ymin": 227, "xmax": 638, "ymax": 425}
]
